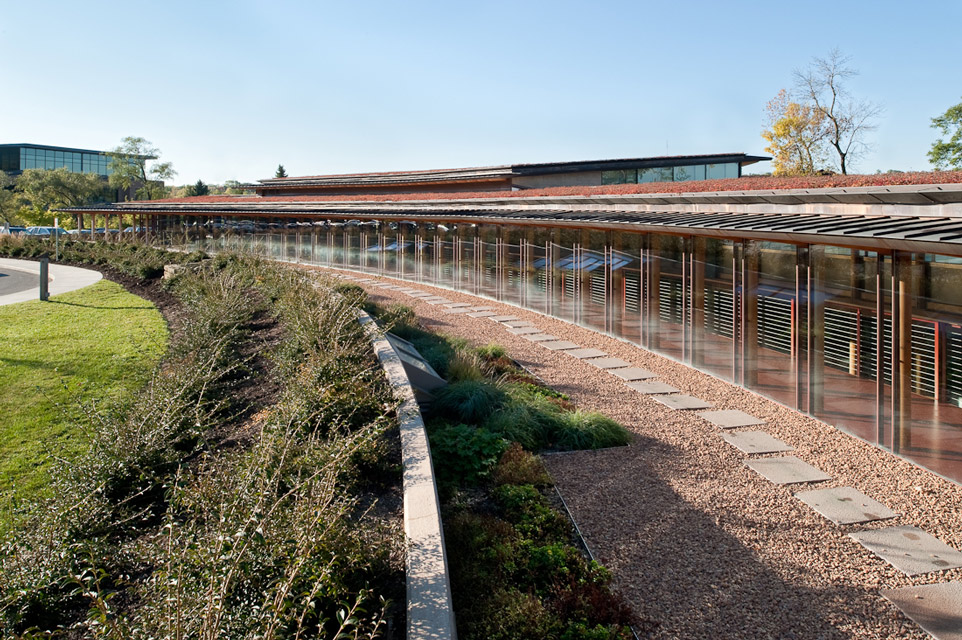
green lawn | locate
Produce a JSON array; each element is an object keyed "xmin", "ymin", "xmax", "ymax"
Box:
[{"xmin": 0, "ymin": 279, "xmax": 168, "ymax": 508}]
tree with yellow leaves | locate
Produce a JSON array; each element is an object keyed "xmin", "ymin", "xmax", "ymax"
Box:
[{"xmin": 762, "ymin": 89, "xmax": 829, "ymax": 176}]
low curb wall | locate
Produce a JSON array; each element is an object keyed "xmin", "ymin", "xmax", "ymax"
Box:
[{"xmin": 359, "ymin": 312, "xmax": 457, "ymax": 640}]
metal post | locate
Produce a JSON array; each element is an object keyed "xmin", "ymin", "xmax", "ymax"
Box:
[{"xmin": 39, "ymin": 254, "xmax": 49, "ymax": 302}]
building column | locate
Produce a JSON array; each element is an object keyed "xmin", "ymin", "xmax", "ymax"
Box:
[
  {"xmin": 691, "ymin": 237, "xmax": 706, "ymax": 368},
  {"xmin": 893, "ymin": 251, "xmax": 914, "ymax": 453},
  {"xmin": 648, "ymin": 234, "xmax": 661, "ymax": 350},
  {"xmin": 808, "ymin": 245, "xmax": 826, "ymax": 417},
  {"xmin": 743, "ymin": 242, "xmax": 759, "ymax": 388}
]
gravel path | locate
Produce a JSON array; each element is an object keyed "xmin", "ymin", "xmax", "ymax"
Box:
[{"xmin": 320, "ymin": 268, "xmax": 962, "ymax": 639}]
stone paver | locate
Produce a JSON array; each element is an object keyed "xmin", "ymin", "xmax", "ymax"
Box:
[
  {"xmin": 503, "ymin": 320, "xmax": 535, "ymax": 327},
  {"xmin": 425, "ymin": 299, "xmax": 452, "ymax": 305},
  {"xmin": 409, "ymin": 292, "xmax": 432, "ymax": 298},
  {"xmin": 744, "ymin": 456, "xmax": 832, "ymax": 485},
  {"xmin": 698, "ymin": 409, "xmax": 768, "ymax": 429},
  {"xmin": 444, "ymin": 302, "xmax": 472, "ymax": 308},
  {"xmin": 587, "ymin": 357, "xmax": 633, "ymax": 370},
  {"xmin": 652, "ymin": 394, "xmax": 713, "ymax": 409},
  {"xmin": 565, "ymin": 348, "xmax": 608, "ymax": 359},
  {"xmin": 795, "ymin": 486, "xmax": 897, "ymax": 525},
  {"xmin": 626, "ymin": 381, "xmax": 681, "ymax": 394},
  {"xmin": 522, "ymin": 334, "xmax": 559, "ymax": 342},
  {"xmin": 490, "ymin": 315, "xmax": 520, "ymax": 322},
  {"xmin": 721, "ymin": 431, "xmax": 794, "ymax": 455},
  {"xmin": 881, "ymin": 582, "xmax": 962, "ymax": 640},
  {"xmin": 608, "ymin": 367, "xmax": 657, "ymax": 381},
  {"xmin": 468, "ymin": 311, "xmax": 496, "ymax": 318},
  {"xmin": 508, "ymin": 327, "xmax": 542, "ymax": 335},
  {"xmin": 443, "ymin": 308, "xmax": 473, "ymax": 314},
  {"xmin": 540, "ymin": 340, "xmax": 581, "ymax": 351},
  {"xmin": 849, "ymin": 526, "xmax": 962, "ymax": 576}
]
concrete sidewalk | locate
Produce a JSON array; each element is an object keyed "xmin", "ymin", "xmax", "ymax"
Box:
[{"xmin": 0, "ymin": 258, "xmax": 102, "ymax": 306}]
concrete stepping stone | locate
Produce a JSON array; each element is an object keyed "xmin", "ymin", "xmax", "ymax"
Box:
[
  {"xmin": 849, "ymin": 526, "xmax": 962, "ymax": 576},
  {"xmin": 744, "ymin": 456, "xmax": 831, "ymax": 485},
  {"xmin": 881, "ymin": 582, "xmax": 962, "ymax": 640},
  {"xmin": 444, "ymin": 302, "xmax": 472, "ymax": 308},
  {"xmin": 540, "ymin": 340, "xmax": 581, "ymax": 350},
  {"xmin": 425, "ymin": 298, "xmax": 452, "ymax": 305},
  {"xmin": 503, "ymin": 320, "xmax": 535, "ymax": 327},
  {"xmin": 795, "ymin": 487, "xmax": 896, "ymax": 525},
  {"xmin": 443, "ymin": 308, "xmax": 473, "ymax": 314},
  {"xmin": 565, "ymin": 348, "xmax": 608, "ymax": 359},
  {"xmin": 626, "ymin": 381, "xmax": 680, "ymax": 394},
  {"xmin": 490, "ymin": 315, "xmax": 520, "ymax": 322},
  {"xmin": 698, "ymin": 409, "xmax": 767, "ymax": 429},
  {"xmin": 611, "ymin": 367, "xmax": 658, "ymax": 381},
  {"xmin": 652, "ymin": 393, "xmax": 712, "ymax": 409},
  {"xmin": 470, "ymin": 306, "xmax": 494, "ymax": 311},
  {"xmin": 588, "ymin": 357, "xmax": 633, "ymax": 370},
  {"xmin": 408, "ymin": 292, "xmax": 432, "ymax": 298},
  {"xmin": 522, "ymin": 334, "xmax": 558, "ymax": 342},
  {"xmin": 468, "ymin": 311, "xmax": 497, "ymax": 318},
  {"xmin": 722, "ymin": 431, "xmax": 794, "ymax": 455},
  {"xmin": 508, "ymin": 326, "xmax": 542, "ymax": 335}
]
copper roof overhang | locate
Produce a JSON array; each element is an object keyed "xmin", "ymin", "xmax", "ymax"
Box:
[{"xmin": 63, "ymin": 202, "xmax": 962, "ymax": 257}]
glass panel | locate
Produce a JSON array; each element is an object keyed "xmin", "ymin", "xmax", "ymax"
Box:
[
  {"xmin": 694, "ymin": 237, "xmax": 735, "ymax": 381},
  {"xmin": 601, "ymin": 169, "xmax": 636, "ymax": 185},
  {"xmin": 650, "ymin": 234, "xmax": 685, "ymax": 360}
]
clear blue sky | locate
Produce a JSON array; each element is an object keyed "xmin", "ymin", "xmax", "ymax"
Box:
[{"xmin": 2, "ymin": 0, "xmax": 959, "ymax": 185}]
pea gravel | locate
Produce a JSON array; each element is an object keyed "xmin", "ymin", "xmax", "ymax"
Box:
[{"xmin": 322, "ymin": 268, "xmax": 962, "ymax": 640}]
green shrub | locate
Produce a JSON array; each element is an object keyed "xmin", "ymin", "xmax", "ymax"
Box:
[
  {"xmin": 426, "ymin": 422, "xmax": 507, "ymax": 488},
  {"xmin": 556, "ymin": 412, "xmax": 633, "ymax": 450},
  {"xmin": 431, "ymin": 380, "xmax": 507, "ymax": 425},
  {"xmin": 494, "ymin": 484, "xmax": 569, "ymax": 543}
]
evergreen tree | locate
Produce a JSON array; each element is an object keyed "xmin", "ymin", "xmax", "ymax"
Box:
[{"xmin": 275, "ymin": 164, "xmax": 288, "ymax": 178}]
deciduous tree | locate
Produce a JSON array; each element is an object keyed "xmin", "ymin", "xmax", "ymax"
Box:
[
  {"xmin": 794, "ymin": 49, "xmax": 880, "ymax": 174},
  {"xmin": 929, "ymin": 98, "xmax": 962, "ymax": 170},
  {"xmin": 108, "ymin": 136, "xmax": 177, "ymax": 200},
  {"xmin": 762, "ymin": 89, "xmax": 829, "ymax": 176},
  {"xmin": 15, "ymin": 168, "xmax": 105, "ymax": 225}
]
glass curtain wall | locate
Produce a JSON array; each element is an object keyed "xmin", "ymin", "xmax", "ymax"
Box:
[{"xmin": 175, "ymin": 216, "xmax": 962, "ymax": 486}]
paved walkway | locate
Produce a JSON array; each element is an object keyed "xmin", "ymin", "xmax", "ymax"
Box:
[
  {"xmin": 0, "ymin": 258, "xmax": 102, "ymax": 306},
  {"xmin": 322, "ymin": 267, "xmax": 962, "ymax": 640}
]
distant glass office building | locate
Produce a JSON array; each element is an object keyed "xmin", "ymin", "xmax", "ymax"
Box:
[{"xmin": 0, "ymin": 143, "xmax": 117, "ymax": 177}]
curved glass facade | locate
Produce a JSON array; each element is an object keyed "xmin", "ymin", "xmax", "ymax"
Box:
[{"xmin": 160, "ymin": 216, "xmax": 962, "ymax": 485}]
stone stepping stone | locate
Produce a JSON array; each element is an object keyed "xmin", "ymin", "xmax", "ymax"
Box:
[
  {"xmin": 508, "ymin": 327, "xmax": 542, "ymax": 335},
  {"xmin": 795, "ymin": 486, "xmax": 896, "ymax": 525},
  {"xmin": 849, "ymin": 526, "xmax": 962, "ymax": 576},
  {"xmin": 468, "ymin": 311, "xmax": 497, "ymax": 318},
  {"xmin": 744, "ymin": 456, "xmax": 831, "ymax": 485},
  {"xmin": 881, "ymin": 582, "xmax": 962, "ymax": 640},
  {"xmin": 565, "ymin": 348, "xmax": 608, "ymax": 359},
  {"xmin": 490, "ymin": 315, "xmax": 520, "ymax": 322},
  {"xmin": 652, "ymin": 393, "xmax": 712, "ymax": 409},
  {"xmin": 443, "ymin": 308, "xmax": 473, "ymax": 314},
  {"xmin": 423, "ymin": 296, "xmax": 448, "ymax": 301},
  {"xmin": 444, "ymin": 302, "xmax": 472, "ymax": 308},
  {"xmin": 408, "ymin": 292, "xmax": 432, "ymax": 298},
  {"xmin": 369, "ymin": 283, "xmax": 393, "ymax": 287},
  {"xmin": 698, "ymin": 410, "xmax": 767, "ymax": 429},
  {"xmin": 397, "ymin": 288, "xmax": 417, "ymax": 293},
  {"xmin": 425, "ymin": 298, "xmax": 452, "ymax": 305},
  {"xmin": 626, "ymin": 381, "xmax": 680, "ymax": 394},
  {"xmin": 722, "ymin": 431, "xmax": 794, "ymax": 455},
  {"xmin": 588, "ymin": 357, "xmax": 633, "ymax": 370},
  {"xmin": 540, "ymin": 340, "xmax": 581, "ymax": 351},
  {"xmin": 522, "ymin": 334, "xmax": 559, "ymax": 342},
  {"xmin": 503, "ymin": 320, "xmax": 535, "ymax": 327},
  {"xmin": 611, "ymin": 367, "xmax": 658, "ymax": 381},
  {"xmin": 470, "ymin": 306, "xmax": 494, "ymax": 311}
]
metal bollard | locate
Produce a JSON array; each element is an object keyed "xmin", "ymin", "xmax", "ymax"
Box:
[{"xmin": 39, "ymin": 255, "xmax": 49, "ymax": 301}]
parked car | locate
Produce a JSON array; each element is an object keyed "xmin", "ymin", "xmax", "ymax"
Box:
[
  {"xmin": 24, "ymin": 226, "xmax": 69, "ymax": 237},
  {"xmin": 0, "ymin": 226, "xmax": 26, "ymax": 235}
]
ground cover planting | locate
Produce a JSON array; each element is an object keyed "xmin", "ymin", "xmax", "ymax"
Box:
[
  {"xmin": 0, "ymin": 244, "xmax": 404, "ymax": 638},
  {"xmin": 374, "ymin": 303, "xmax": 647, "ymax": 639},
  {"xmin": 0, "ymin": 279, "xmax": 167, "ymax": 519}
]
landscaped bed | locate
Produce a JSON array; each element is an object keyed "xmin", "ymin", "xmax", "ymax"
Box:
[
  {"xmin": 370, "ymin": 302, "xmax": 651, "ymax": 639},
  {"xmin": 0, "ymin": 241, "xmax": 405, "ymax": 638}
]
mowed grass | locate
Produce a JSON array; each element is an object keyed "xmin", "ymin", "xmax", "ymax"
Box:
[{"xmin": 0, "ymin": 279, "xmax": 167, "ymax": 508}]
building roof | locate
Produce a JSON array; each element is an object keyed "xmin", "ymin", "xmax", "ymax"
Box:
[{"xmin": 255, "ymin": 153, "xmax": 769, "ymax": 189}]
